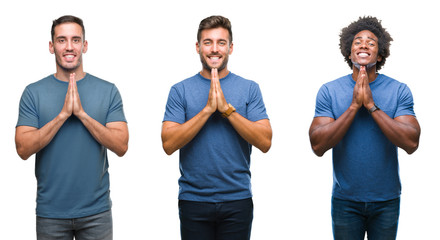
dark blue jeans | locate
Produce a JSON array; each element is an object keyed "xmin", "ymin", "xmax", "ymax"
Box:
[
  {"xmin": 179, "ymin": 198, "xmax": 253, "ymax": 240},
  {"xmin": 36, "ymin": 210, "xmax": 112, "ymax": 240},
  {"xmin": 331, "ymin": 197, "xmax": 400, "ymax": 240}
]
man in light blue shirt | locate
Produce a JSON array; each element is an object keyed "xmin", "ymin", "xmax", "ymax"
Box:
[
  {"xmin": 15, "ymin": 15, "xmax": 128, "ymax": 240},
  {"xmin": 309, "ymin": 16, "xmax": 420, "ymax": 240},
  {"xmin": 162, "ymin": 15, "xmax": 272, "ymax": 240}
]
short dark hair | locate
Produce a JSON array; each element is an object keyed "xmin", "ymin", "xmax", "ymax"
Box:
[
  {"xmin": 51, "ymin": 15, "xmax": 85, "ymax": 42},
  {"xmin": 197, "ymin": 15, "xmax": 232, "ymax": 43},
  {"xmin": 339, "ymin": 16, "xmax": 393, "ymax": 71}
]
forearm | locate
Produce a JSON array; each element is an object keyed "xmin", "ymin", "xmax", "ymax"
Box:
[
  {"xmin": 227, "ymin": 113, "xmax": 272, "ymax": 153},
  {"xmin": 76, "ymin": 112, "xmax": 129, "ymax": 157},
  {"xmin": 309, "ymin": 105, "xmax": 358, "ymax": 156},
  {"xmin": 161, "ymin": 108, "xmax": 213, "ymax": 155},
  {"xmin": 371, "ymin": 111, "xmax": 420, "ymax": 154},
  {"xmin": 15, "ymin": 114, "xmax": 68, "ymax": 160}
]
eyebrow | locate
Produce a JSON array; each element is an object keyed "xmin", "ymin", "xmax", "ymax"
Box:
[
  {"xmin": 56, "ymin": 35, "xmax": 82, "ymax": 40},
  {"xmin": 354, "ymin": 36, "xmax": 377, "ymax": 42},
  {"xmin": 202, "ymin": 38, "xmax": 228, "ymax": 42}
]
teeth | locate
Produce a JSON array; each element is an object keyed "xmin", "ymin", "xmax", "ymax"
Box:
[
  {"xmin": 358, "ymin": 53, "xmax": 369, "ymax": 57},
  {"xmin": 65, "ymin": 55, "xmax": 74, "ymax": 59},
  {"xmin": 210, "ymin": 57, "xmax": 219, "ymax": 60}
]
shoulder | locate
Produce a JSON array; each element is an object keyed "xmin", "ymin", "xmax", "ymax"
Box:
[
  {"xmin": 84, "ymin": 73, "xmax": 116, "ymax": 88},
  {"xmin": 21, "ymin": 75, "xmax": 59, "ymax": 98},
  {"xmin": 323, "ymin": 74, "xmax": 352, "ymax": 88},
  {"xmin": 170, "ymin": 73, "xmax": 203, "ymax": 92},
  {"xmin": 377, "ymin": 74, "xmax": 411, "ymax": 92},
  {"xmin": 317, "ymin": 74, "xmax": 352, "ymax": 95},
  {"xmin": 224, "ymin": 73, "xmax": 260, "ymax": 92}
]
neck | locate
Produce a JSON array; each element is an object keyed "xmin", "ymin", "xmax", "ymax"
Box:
[
  {"xmin": 54, "ymin": 67, "xmax": 85, "ymax": 82},
  {"xmin": 352, "ymin": 66, "xmax": 378, "ymax": 83},
  {"xmin": 200, "ymin": 68, "xmax": 229, "ymax": 79}
]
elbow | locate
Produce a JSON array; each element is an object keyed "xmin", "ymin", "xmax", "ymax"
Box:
[
  {"xmin": 258, "ymin": 143, "xmax": 271, "ymax": 153},
  {"xmin": 259, "ymin": 140, "xmax": 272, "ymax": 153},
  {"xmin": 255, "ymin": 135, "xmax": 272, "ymax": 153},
  {"xmin": 311, "ymin": 144, "xmax": 326, "ymax": 157},
  {"xmin": 16, "ymin": 147, "xmax": 30, "ymax": 160},
  {"xmin": 115, "ymin": 144, "xmax": 128, "ymax": 157},
  {"xmin": 404, "ymin": 141, "xmax": 419, "ymax": 155},
  {"xmin": 162, "ymin": 142, "xmax": 176, "ymax": 156}
]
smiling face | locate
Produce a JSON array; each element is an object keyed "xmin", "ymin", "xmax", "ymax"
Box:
[
  {"xmin": 349, "ymin": 30, "xmax": 382, "ymax": 69},
  {"xmin": 196, "ymin": 27, "xmax": 233, "ymax": 78},
  {"xmin": 49, "ymin": 22, "xmax": 88, "ymax": 75}
]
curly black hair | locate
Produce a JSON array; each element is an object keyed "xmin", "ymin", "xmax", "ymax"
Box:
[{"xmin": 339, "ymin": 16, "xmax": 393, "ymax": 71}]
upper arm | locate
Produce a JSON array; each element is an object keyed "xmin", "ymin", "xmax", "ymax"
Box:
[
  {"xmin": 309, "ymin": 116, "xmax": 335, "ymax": 136},
  {"xmin": 15, "ymin": 125, "xmax": 38, "ymax": 142},
  {"xmin": 161, "ymin": 121, "xmax": 181, "ymax": 141},
  {"xmin": 15, "ymin": 125, "xmax": 39, "ymax": 160},
  {"xmin": 105, "ymin": 121, "xmax": 129, "ymax": 138},
  {"xmin": 394, "ymin": 115, "xmax": 421, "ymax": 138}
]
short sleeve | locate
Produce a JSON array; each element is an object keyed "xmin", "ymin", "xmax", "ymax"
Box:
[
  {"xmin": 16, "ymin": 87, "xmax": 39, "ymax": 128},
  {"xmin": 163, "ymin": 85, "xmax": 186, "ymax": 124},
  {"xmin": 314, "ymin": 85, "xmax": 335, "ymax": 119},
  {"xmin": 246, "ymin": 82, "xmax": 268, "ymax": 122},
  {"xmin": 106, "ymin": 85, "xmax": 127, "ymax": 123},
  {"xmin": 395, "ymin": 84, "xmax": 415, "ymax": 117}
]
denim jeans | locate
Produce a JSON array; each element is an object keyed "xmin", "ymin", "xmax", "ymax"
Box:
[
  {"xmin": 36, "ymin": 210, "xmax": 112, "ymax": 240},
  {"xmin": 179, "ymin": 198, "xmax": 253, "ymax": 240},
  {"xmin": 331, "ymin": 197, "xmax": 400, "ymax": 240}
]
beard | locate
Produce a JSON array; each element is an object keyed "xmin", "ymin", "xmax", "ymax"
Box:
[
  {"xmin": 199, "ymin": 53, "xmax": 229, "ymax": 72},
  {"xmin": 55, "ymin": 54, "xmax": 82, "ymax": 73}
]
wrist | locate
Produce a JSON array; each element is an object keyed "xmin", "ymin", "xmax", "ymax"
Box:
[
  {"xmin": 75, "ymin": 110, "xmax": 89, "ymax": 121},
  {"xmin": 221, "ymin": 103, "xmax": 236, "ymax": 118},
  {"xmin": 368, "ymin": 104, "xmax": 380, "ymax": 114},
  {"xmin": 365, "ymin": 102, "xmax": 375, "ymax": 110},
  {"xmin": 58, "ymin": 111, "xmax": 70, "ymax": 121},
  {"xmin": 219, "ymin": 103, "xmax": 230, "ymax": 114}
]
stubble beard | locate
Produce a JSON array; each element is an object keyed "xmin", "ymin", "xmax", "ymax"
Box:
[
  {"xmin": 200, "ymin": 53, "xmax": 228, "ymax": 72},
  {"xmin": 56, "ymin": 54, "xmax": 82, "ymax": 73}
]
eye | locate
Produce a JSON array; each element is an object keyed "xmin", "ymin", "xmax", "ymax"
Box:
[{"xmin": 57, "ymin": 39, "xmax": 65, "ymax": 43}]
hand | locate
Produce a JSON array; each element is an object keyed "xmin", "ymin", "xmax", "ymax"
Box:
[
  {"xmin": 359, "ymin": 66, "xmax": 374, "ymax": 109},
  {"xmin": 60, "ymin": 73, "xmax": 75, "ymax": 120},
  {"xmin": 352, "ymin": 66, "xmax": 374, "ymax": 110},
  {"xmin": 211, "ymin": 68, "xmax": 229, "ymax": 113},
  {"xmin": 69, "ymin": 73, "xmax": 85, "ymax": 117},
  {"xmin": 205, "ymin": 68, "xmax": 229, "ymax": 114}
]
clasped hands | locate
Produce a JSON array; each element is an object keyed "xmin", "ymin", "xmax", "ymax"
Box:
[
  {"xmin": 352, "ymin": 66, "xmax": 375, "ymax": 110},
  {"xmin": 205, "ymin": 68, "xmax": 230, "ymax": 115},
  {"xmin": 60, "ymin": 73, "xmax": 86, "ymax": 120}
]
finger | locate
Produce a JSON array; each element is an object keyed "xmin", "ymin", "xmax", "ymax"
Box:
[{"xmin": 211, "ymin": 68, "xmax": 218, "ymax": 81}]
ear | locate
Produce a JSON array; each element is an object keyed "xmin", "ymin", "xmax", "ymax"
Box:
[
  {"xmin": 377, "ymin": 55, "xmax": 382, "ymax": 62},
  {"xmin": 196, "ymin": 42, "xmax": 200, "ymax": 54},
  {"xmin": 228, "ymin": 42, "xmax": 233, "ymax": 55},
  {"xmin": 82, "ymin": 40, "xmax": 88, "ymax": 53},
  {"xmin": 49, "ymin": 41, "xmax": 54, "ymax": 54}
]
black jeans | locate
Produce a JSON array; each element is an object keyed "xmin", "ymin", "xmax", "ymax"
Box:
[{"xmin": 179, "ymin": 198, "xmax": 253, "ymax": 240}]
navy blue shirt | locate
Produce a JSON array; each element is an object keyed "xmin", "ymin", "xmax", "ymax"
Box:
[
  {"xmin": 163, "ymin": 72, "xmax": 268, "ymax": 202},
  {"xmin": 314, "ymin": 74, "xmax": 415, "ymax": 202},
  {"xmin": 17, "ymin": 74, "xmax": 126, "ymax": 218}
]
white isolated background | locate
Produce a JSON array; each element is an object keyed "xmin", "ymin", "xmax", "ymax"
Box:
[{"xmin": 0, "ymin": 0, "xmax": 438, "ymax": 239}]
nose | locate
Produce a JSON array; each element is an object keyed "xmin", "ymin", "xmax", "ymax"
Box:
[
  {"xmin": 211, "ymin": 43, "xmax": 218, "ymax": 53},
  {"xmin": 66, "ymin": 40, "xmax": 74, "ymax": 50},
  {"xmin": 360, "ymin": 41, "xmax": 368, "ymax": 49}
]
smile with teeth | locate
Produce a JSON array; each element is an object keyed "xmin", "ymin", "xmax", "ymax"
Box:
[
  {"xmin": 64, "ymin": 54, "xmax": 75, "ymax": 60},
  {"xmin": 357, "ymin": 53, "xmax": 369, "ymax": 57}
]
